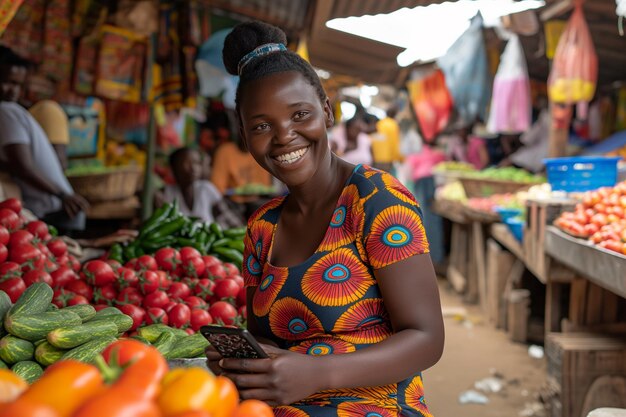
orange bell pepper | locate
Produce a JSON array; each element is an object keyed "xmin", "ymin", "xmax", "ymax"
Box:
[
  {"xmin": 0, "ymin": 369, "xmax": 28, "ymax": 403},
  {"xmin": 157, "ymin": 367, "xmax": 219, "ymax": 417},
  {"xmin": 211, "ymin": 376, "xmax": 239, "ymax": 417},
  {"xmin": 0, "ymin": 400, "xmax": 60, "ymax": 417},
  {"xmin": 74, "ymin": 340, "xmax": 167, "ymax": 417},
  {"xmin": 100, "ymin": 339, "xmax": 168, "ymax": 400},
  {"xmin": 17, "ymin": 360, "xmax": 103, "ymax": 417}
]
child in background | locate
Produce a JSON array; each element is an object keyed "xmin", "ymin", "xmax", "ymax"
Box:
[{"xmin": 157, "ymin": 147, "xmax": 243, "ymax": 228}]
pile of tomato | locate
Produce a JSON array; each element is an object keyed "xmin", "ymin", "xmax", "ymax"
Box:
[
  {"xmin": 554, "ymin": 181, "xmax": 626, "ymax": 256},
  {"xmin": 0, "ymin": 197, "xmax": 246, "ymax": 335}
]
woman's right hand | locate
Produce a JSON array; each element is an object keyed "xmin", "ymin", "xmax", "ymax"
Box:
[{"xmin": 205, "ymin": 345, "xmax": 224, "ymax": 375}]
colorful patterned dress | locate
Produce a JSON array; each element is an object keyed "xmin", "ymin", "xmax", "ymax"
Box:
[{"xmin": 243, "ymin": 165, "xmax": 433, "ymax": 417}]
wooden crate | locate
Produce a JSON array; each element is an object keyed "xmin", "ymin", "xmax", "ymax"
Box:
[
  {"xmin": 545, "ymin": 333, "xmax": 626, "ymax": 417},
  {"xmin": 507, "ymin": 289, "xmax": 530, "ymax": 342},
  {"xmin": 523, "ymin": 198, "xmax": 576, "ymax": 283},
  {"xmin": 485, "ymin": 239, "xmax": 516, "ymax": 327}
]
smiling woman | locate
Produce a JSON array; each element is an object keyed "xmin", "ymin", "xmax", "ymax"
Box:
[{"xmin": 205, "ymin": 21, "xmax": 445, "ymax": 417}]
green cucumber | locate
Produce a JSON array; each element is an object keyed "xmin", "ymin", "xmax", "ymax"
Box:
[
  {"xmin": 5, "ymin": 310, "xmax": 82, "ymax": 341},
  {"xmin": 90, "ymin": 313, "xmax": 133, "ymax": 333},
  {"xmin": 213, "ymin": 247, "xmax": 244, "ymax": 266},
  {"xmin": 63, "ymin": 304, "xmax": 97, "ymax": 322},
  {"xmin": 209, "ymin": 222, "xmax": 224, "ymax": 239},
  {"xmin": 153, "ymin": 331, "xmax": 177, "ymax": 356},
  {"xmin": 92, "ymin": 307, "xmax": 123, "ymax": 318},
  {"xmin": 0, "ymin": 359, "xmax": 7, "ymax": 369},
  {"xmin": 0, "ymin": 335, "xmax": 35, "ymax": 364},
  {"xmin": 0, "ymin": 290, "xmax": 11, "ymax": 338},
  {"xmin": 61, "ymin": 336, "xmax": 117, "ymax": 364},
  {"xmin": 7, "ymin": 283, "xmax": 53, "ymax": 318},
  {"xmin": 35, "ymin": 341, "xmax": 67, "ymax": 366},
  {"xmin": 130, "ymin": 335, "xmax": 152, "ymax": 345},
  {"xmin": 225, "ymin": 240, "xmax": 245, "ymax": 253},
  {"xmin": 48, "ymin": 321, "xmax": 118, "ymax": 349},
  {"xmin": 47, "ymin": 304, "xmax": 58, "ymax": 311},
  {"xmin": 137, "ymin": 324, "xmax": 173, "ymax": 342},
  {"xmin": 11, "ymin": 361, "xmax": 44, "ymax": 383},
  {"xmin": 165, "ymin": 333, "xmax": 210, "ymax": 359}
]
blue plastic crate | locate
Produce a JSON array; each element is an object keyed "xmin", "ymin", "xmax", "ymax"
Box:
[
  {"xmin": 543, "ymin": 156, "xmax": 621, "ymax": 192},
  {"xmin": 505, "ymin": 218, "xmax": 524, "ymax": 242}
]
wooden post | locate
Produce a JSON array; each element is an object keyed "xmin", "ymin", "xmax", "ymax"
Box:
[{"xmin": 141, "ymin": 33, "xmax": 157, "ymax": 221}]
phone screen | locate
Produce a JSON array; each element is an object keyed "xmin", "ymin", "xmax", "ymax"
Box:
[{"xmin": 201, "ymin": 326, "xmax": 268, "ymax": 359}]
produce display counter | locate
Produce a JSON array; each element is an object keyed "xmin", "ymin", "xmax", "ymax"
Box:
[{"xmin": 545, "ymin": 226, "xmax": 626, "ymax": 299}]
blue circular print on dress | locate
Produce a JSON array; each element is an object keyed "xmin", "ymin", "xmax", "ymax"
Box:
[
  {"xmin": 259, "ymin": 274, "xmax": 274, "ymax": 291},
  {"xmin": 307, "ymin": 342, "xmax": 333, "ymax": 355},
  {"xmin": 288, "ymin": 318, "xmax": 308, "ymax": 334},
  {"xmin": 382, "ymin": 225, "xmax": 412, "ymax": 247},
  {"xmin": 323, "ymin": 263, "xmax": 351, "ymax": 283},
  {"xmin": 246, "ymin": 254, "xmax": 262, "ymax": 275},
  {"xmin": 330, "ymin": 206, "xmax": 347, "ymax": 228}
]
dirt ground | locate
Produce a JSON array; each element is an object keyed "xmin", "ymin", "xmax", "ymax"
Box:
[{"xmin": 423, "ymin": 279, "xmax": 548, "ymax": 417}]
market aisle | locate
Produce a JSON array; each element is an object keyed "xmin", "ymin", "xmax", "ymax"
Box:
[{"xmin": 424, "ymin": 279, "xmax": 547, "ymax": 417}]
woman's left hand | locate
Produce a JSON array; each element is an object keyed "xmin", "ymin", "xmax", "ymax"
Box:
[{"xmin": 219, "ymin": 344, "xmax": 322, "ymax": 406}]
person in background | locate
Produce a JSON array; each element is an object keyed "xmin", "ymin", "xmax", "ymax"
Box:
[
  {"xmin": 206, "ymin": 20, "xmax": 444, "ymax": 416},
  {"xmin": 329, "ymin": 115, "xmax": 373, "ymax": 166},
  {"xmin": 445, "ymin": 122, "xmax": 489, "ymax": 170},
  {"xmin": 157, "ymin": 147, "xmax": 243, "ymax": 228},
  {"xmin": 29, "ymin": 100, "xmax": 71, "ymax": 170},
  {"xmin": 0, "ymin": 46, "xmax": 88, "ymax": 234},
  {"xmin": 372, "ymin": 105, "xmax": 403, "ymax": 174}
]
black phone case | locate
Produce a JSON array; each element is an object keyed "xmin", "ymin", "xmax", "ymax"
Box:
[{"xmin": 200, "ymin": 325, "xmax": 268, "ymax": 359}]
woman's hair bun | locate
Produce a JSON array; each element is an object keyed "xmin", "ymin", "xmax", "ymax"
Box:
[{"xmin": 222, "ymin": 21, "xmax": 288, "ymax": 76}]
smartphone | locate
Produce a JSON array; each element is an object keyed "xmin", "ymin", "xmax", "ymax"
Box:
[{"xmin": 200, "ymin": 325, "xmax": 269, "ymax": 359}]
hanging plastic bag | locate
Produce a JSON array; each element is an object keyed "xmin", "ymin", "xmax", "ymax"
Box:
[
  {"xmin": 487, "ymin": 35, "xmax": 531, "ymax": 134},
  {"xmin": 544, "ymin": 20, "xmax": 567, "ymax": 59},
  {"xmin": 437, "ymin": 13, "xmax": 491, "ymax": 126},
  {"xmin": 547, "ymin": 1, "xmax": 598, "ymax": 117},
  {"xmin": 406, "ymin": 69, "xmax": 453, "ymax": 143},
  {"xmin": 617, "ymin": 0, "xmax": 626, "ymax": 35}
]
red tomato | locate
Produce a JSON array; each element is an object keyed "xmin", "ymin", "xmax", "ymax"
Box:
[
  {"xmin": 46, "ymin": 239, "xmax": 68, "ymax": 258},
  {"xmin": 583, "ymin": 223, "xmax": 599, "ymax": 237},
  {"xmin": 0, "ymin": 226, "xmax": 9, "ymax": 245},
  {"xmin": 193, "ymin": 278, "xmax": 215, "ymax": 300},
  {"xmin": 118, "ymin": 304, "xmax": 146, "ymax": 331},
  {"xmin": 206, "ymin": 263, "xmax": 226, "ymax": 280},
  {"xmin": 179, "ymin": 256, "xmax": 205, "ymax": 279},
  {"xmin": 180, "ymin": 246, "xmax": 201, "ymax": 261},
  {"xmin": 68, "ymin": 294, "xmax": 89, "ymax": 306},
  {"xmin": 8, "ymin": 230, "xmax": 34, "ymax": 248},
  {"xmin": 0, "ymin": 208, "xmax": 22, "ymax": 231},
  {"xmin": 236, "ymin": 286, "xmax": 247, "ymax": 307},
  {"xmin": 25, "ymin": 221, "xmax": 49, "ymax": 239},
  {"xmin": 185, "ymin": 328, "xmax": 196, "ymax": 335},
  {"xmin": 168, "ymin": 303, "xmax": 191, "ymax": 328},
  {"xmin": 154, "ymin": 248, "xmax": 181, "ymax": 272},
  {"xmin": 190, "ymin": 308, "xmax": 213, "ymax": 331},
  {"xmin": 0, "ymin": 244, "xmax": 6, "ymax": 264},
  {"xmin": 125, "ymin": 258, "xmax": 139, "ymax": 270},
  {"xmin": 167, "ymin": 282, "xmax": 191, "ymax": 301},
  {"xmin": 222, "ymin": 262, "xmax": 239, "ymax": 277},
  {"xmin": 136, "ymin": 255, "xmax": 158, "ymax": 271},
  {"xmin": 116, "ymin": 287, "xmax": 144, "ymax": 306},
  {"xmin": 604, "ymin": 239, "xmax": 623, "ymax": 254},
  {"xmin": 115, "ymin": 267, "xmax": 139, "ymax": 290},
  {"xmin": 0, "ymin": 198, "xmax": 22, "ymax": 214},
  {"xmin": 106, "ymin": 259, "xmax": 122, "ymax": 270},
  {"xmin": 82, "ymin": 260, "xmax": 116, "ymax": 288},
  {"xmin": 9, "ymin": 243, "xmax": 42, "ymax": 266},
  {"xmin": 0, "ymin": 261, "xmax": 21, "ymax": 279},
  {"xmin": 183, "ymin": 295, "xmax": 207, "ymax": 310},
  {"xmin": 228, "ymin": 274, "xmax": 244, "ymax": 289},
  {"xmin": 142, "ymin": 290, "xmax": 170, "ymax": 309},
  {"xmin": 139, "ymin": 270, "xmax": 160, "ymax": 295},
  {"xmin": 213, "ymin": 279, "xmax": 240, "ymax": 301},
  {"xmin": 22, "ymin": 269, "xmax": 53, "ymax": 287},
  {"xmin": 93, "ymin": 304, "xmax": 110, "ymax": 311},
  {"xmin": 0, "ymin": 277, "xmax": 26, "ymax": 302},
  {"xmin": 238, "ymin": 305, "xmax": 247, "ymax": 318},
  {"xmin": 202, "ymin": 255, "xmax": 221, "ymax": 268},
  {"xmin": 65, "ymin": 280, "xmax": 94, "ymax": 301},
  {"xmin": 68, "ymin": 255, "xmax": 81, "ymax": 272},
  {"xmin": 155, "ymin": 270, "xmax": 172, "ymax": 290},
  {"xmin": 50, "ymin": 265, "xmax": 78, "ymax": 288},
  {"xmin": 209, "ymin": 301, "xmax": 238, "ymax": 326},
  {"xmin": 163, "ymin": 301, "xmax": 177, "ymax": 313},
  {"xmin": 145, "ymin": 307, "xmax": 169, "ymax": 325},
  {"xmin": 94, "ymin": 284, "xmax": 117, "ymax": 305}
]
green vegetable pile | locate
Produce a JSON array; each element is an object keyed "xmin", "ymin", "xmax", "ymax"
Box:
[
  {"xmin": 108, "ymin": 201, "xmax": 246, "ymax": 266},
  {"xmin": 465, "ymin": 167, "xmax": 545, "ymax": 183}
]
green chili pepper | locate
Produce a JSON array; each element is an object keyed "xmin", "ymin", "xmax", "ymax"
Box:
[
  {"xmin": 142, "ymin": 217, "xmax": 187, "ymax": 242},
  {"xmin": 138, "ymin": 203, "xmax": 172, "ymax": 238},
  {"xmin": 211, "ymin": 238, "xmax": 230, "ymax": 249},
  {"xmin": 203, "ymin": 233, "xmax": 217, "ymax": 254},
  {"xmin": 209, "ymin": 222, "xmax": 224, "ymax": 239},
  {"xmin": 225, "ymin": 240, "xmax": 245, "ymax": 253},
  {"xmin": 213, "ymin": 247, "xmax": 244, "ymax": 266},
  {"xmin": 223, "ymin": 226, "xmax": 247, "ymax": 238}
]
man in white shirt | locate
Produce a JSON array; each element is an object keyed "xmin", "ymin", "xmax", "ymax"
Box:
[{"xmin": 0, "ymin": 46, "xmax": 87, "ymax": 233}]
